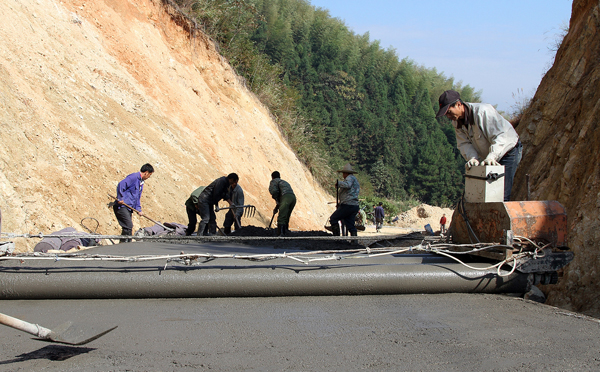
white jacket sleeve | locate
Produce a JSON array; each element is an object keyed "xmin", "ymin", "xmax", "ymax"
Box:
[
  {"xmin": 478, "ymin": 106, "xmax": 518, "ymax": 161},
  {"xmin": 455, "ymin": 103, "xmax": 519, "ymax": 162}
]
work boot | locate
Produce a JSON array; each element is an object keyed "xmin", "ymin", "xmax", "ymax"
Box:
[
  {"xmin": 278, "ymin": 224, "xmax": 286, "ymax": 237},
  {"xmin": 197, "ymin": 222, "xmax": 208, "ymax": 236},
  {"xmin": 224, "ymin": 226, "xmax": 231, "ymax": 235},
  {"xmin": 350, "ymin": 230, "xmax": 358, "ymax": 245},
  {"xmin": 120, "ymin": 228, "xmax": 132, "ymax": 243},
  {"xmin": 331, "ymin": 223, "xmax": 340, "ymax": 236}
]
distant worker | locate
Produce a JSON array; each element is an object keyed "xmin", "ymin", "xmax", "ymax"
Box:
[
  {"xmin": 437, "ymin": 90, "xmax": 522, "ymax": 201},
  {"xmin": 372, "ymin": 205, "xmax": 377, "ymax": 225},
  {"xmin": 223, "ymin": 184, "xmax": 244, "ymax": 234},
  {"xmin": 184, "ymin": 185, "xmax": 206, "ymax": 236},
  {"xmin": 113, "ymin": 163, "xmax": 154, "ymax": 242},
  {"xmin": 269, "ymin": 171, "xmax": 296, "ymax": 236},
  {"xmin": 374, "ymin": 202, "xmax": 385, "ymax": 233},
  {"xmin": 358, "ymin": 208, "xmax": 367, "ymax": 228},
  {"xmin": 196, "ymin": 173, "xmax": 238, "ymax": 236},
  {"xmin": 329, "ymin": 163, "xmax": 360, "ymax": 237},
  {"xmin": 440, "ymin": 213, "xmax": 447, "ymax": 235}
]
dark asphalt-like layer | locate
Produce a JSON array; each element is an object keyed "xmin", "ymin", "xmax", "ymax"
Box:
[{"xmin": 1, "ymin": 295, "xmax": 599, "ymax": 371}]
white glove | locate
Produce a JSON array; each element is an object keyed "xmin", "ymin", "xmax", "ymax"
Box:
[
  {"xmin": 481, "ymin": 157, "xmax": 500, "ymax": 166},
  {"xmin": 465, "ymin": 158, "xmax": 479, "ymax": 170}
]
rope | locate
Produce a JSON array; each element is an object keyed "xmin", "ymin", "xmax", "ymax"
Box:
[
  {"xmin": 0, "ymin": 239, "xmax": 540, "ymax": 274},
  {"xmin": 0, "ymin": 230, "xmax": 548, "ymax": 275}
]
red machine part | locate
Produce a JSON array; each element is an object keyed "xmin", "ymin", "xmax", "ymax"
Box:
[{"xmin": 451, "ymin": 201, "xmax": 567, "ymax": 248}]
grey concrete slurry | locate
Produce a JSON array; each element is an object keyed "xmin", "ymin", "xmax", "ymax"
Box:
[
  {"xmin": 1, "ymin": 294, "xmax": 599, "ymax": 371},
  {"xmin": 0, "ymin": 242, "xmax": 531, "ymax": 299}
]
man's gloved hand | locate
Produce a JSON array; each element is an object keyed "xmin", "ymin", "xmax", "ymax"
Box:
[
  {"xmin": 465, "ymin": 158, "xmax": 479, "ymax": 170},
  {"xmin": 273, "ymin": 205, "xmax": 279, "ymax": 214},
  {"xmin": 482, "ymin": 157, "xmax": 500, "ymax": 166}
]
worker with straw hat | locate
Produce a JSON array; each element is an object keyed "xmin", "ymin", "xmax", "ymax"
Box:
[{"xmin": 329, "ymin": 163, "xmax": 360, "ymax": 237}]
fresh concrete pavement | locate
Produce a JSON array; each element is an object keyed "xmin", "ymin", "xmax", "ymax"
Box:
[{"xmin": 1, "ymin": 294, "xmax": 599, "ymax": 371}]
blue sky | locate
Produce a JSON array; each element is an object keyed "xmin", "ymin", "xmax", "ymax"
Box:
[{"xmin": 308, "ymin": 0, "xmax": 572, "ymax": 113}]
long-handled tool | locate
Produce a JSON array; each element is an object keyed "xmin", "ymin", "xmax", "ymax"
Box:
[
  {"xmin": 0, "ymin": 312, "xmax": 117, "ymax": 346},
  {"xmin": 336, "ymin": 179, "xmax": 339, "ymax": 208},
  {"xmin": 268, "ymin": 207, "xmax": 278, "ymax": 229},
  {"xmin": 108, "ymin": 194, "xmax": 174, "ymax": 232},
  {"xmin": 214, "ymin": 205, "xmax": 256, "ymax": 218}
]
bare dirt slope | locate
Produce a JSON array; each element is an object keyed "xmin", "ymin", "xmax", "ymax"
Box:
[
  {"xmin": 0, "ymin": 0, "xmax": 333, "ymax": 251},
  {"xmin": 513, "ymin": 0, "xmax": 600, "ymax": 316}
]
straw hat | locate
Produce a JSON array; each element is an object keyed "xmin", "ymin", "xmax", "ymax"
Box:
[{"xmin": 337, "ymin": 163, "xmax": 357, "ymax": 174}]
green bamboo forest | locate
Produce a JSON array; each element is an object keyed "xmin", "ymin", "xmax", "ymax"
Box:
[{"xmin": 174, "ymin": 0, "xmax": 485, "ymax": 211}]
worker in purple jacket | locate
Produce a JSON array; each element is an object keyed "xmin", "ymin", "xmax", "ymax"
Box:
[{"xmin": 113, "ymin": 163, "xmax": 154, "ymax": 241}]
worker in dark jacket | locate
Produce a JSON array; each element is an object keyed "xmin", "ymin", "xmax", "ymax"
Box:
[
  {"xmin": 197, "ymin": 173, "xmax": 238, "ymax": 236},
  {"xmin": 268, "ymin": 171, "xmax": 296, "ymax": 236},
  {"xmin": 374, "ymin": 202, "xmax": 385, "ymax": 233}
]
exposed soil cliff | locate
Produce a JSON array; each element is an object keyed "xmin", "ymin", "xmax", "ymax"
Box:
[
  {"xmin": 513, "ymin": 0, "xmax": 600, "ymax": 316},
  {"xmin": 0, "ymin": 0, "xmax": 333, "ymax": 251}
]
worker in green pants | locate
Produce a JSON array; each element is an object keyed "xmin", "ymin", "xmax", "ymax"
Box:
[{"xmin": 268, "ymin": 171, "xmax": 296, "ymax": 236}]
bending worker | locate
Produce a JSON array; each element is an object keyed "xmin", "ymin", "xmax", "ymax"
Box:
[
  {"xmin": 223, "ymin": 183, "xmax": 244, "ymax": 234},
  {"xmin": 268, "ymin": 171, "xmax": 296, "ymax": 236},
  {"xmin": 329, "ymin": 163, "xmax": 360, "ymax": 237},
  {"xmin": 184, "ymin": 185, "xmax": 205, "ymax": 236},
  {"xmin": 437, "ymin": 90, "xmax": 522, "ymax": 201},
  {"xmin": 196, "ymin": 173, "xmax": 238, "ymax": 236},
  {"xmin": 113, "ymin": 163, "xmax": 154, "ymax": 241}
]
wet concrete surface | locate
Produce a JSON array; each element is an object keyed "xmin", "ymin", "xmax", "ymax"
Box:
[
  {"xmin": 0, "ymin": 241, "xmax": 531, "ymax": 299},
  {"xmin": 1, "ymin": 295, "xmax": 600, "ymax": 371}
]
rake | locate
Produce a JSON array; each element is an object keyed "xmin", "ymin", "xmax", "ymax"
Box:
[{"xmin": 215, "ymin": 205, "xmax": 257, "ymax": 218}]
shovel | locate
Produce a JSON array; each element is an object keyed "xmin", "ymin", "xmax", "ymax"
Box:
[
  {"xmin": 0, "ymin": 312, "xmax": 117, "ymax": 345},
  {"xmin": 108, "ymin": 193, "xmax": 174, "ymax": 232}
]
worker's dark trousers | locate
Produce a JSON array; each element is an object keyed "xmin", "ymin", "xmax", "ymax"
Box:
[
  {"xmin": 277, "ymin": 193, "xmax": 297, "ymax": 226},
  {"xmin": 223, "ymin": 211, "xmax": 242, "ymax": 231},
  {"xmin": 500, "ymin": 140, "xmax": 523, "ymax": 201},
  {"xmin": 113, "ymin": 205, "xmax": 133, "ymax": 242},
  {"xmin": 185, "ymin": 198, "xmax": 200, "ymax": 235},
  {"xmin": 197, "ymin": 198, "xmax": 216, "ymax": 236},
  {"xmin": 330, "ymin": 204, "xmax": 359, "ymax": 235}
]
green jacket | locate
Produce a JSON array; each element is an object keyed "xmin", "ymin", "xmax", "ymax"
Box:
[
  {"xmin": 269, "ymin": 178, "xmax": 294, "ymax": 203},
  {"xmin": 189, "ymin": 186, "xmax": 206, "ymax": 206}
]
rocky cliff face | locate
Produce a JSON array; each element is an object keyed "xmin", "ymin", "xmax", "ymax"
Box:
[
  {"xmin": 513, "ymin": 0, "xmax": 600, "ymax": 316},
  {"xmin": 0, "ymin": 0, "xmax": 333, "ymax": 250}
]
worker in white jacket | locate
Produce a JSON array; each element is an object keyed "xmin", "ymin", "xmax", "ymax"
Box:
[{"xmin": 436, "ymin": 90, "xmax": 522, "ymax": 201}]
